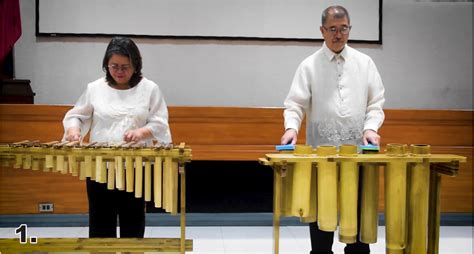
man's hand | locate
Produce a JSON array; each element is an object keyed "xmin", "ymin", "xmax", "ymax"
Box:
[
  {"xmin": 362, "ymin": 129, "xmax": 380, "ymax": 145},
  {"xmin": 65, "ymin": 127, "xmax": 81, "ymax": 141},
  {"xmin": 281, "ymin": 128, "xmax": 298, "ymax": 145},
  {"xmin": 124, "ymin": 127, "xmax": 152, "ymax": 143}
]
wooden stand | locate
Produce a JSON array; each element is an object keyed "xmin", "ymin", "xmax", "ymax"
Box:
[{"xmin": 0, "ymin": 237, "xmax": 193, "ymax": 253}]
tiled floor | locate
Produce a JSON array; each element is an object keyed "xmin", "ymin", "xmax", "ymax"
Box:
[{"xmin": 0, "ymin": 226, "xmax": 472, "ymax": 253}]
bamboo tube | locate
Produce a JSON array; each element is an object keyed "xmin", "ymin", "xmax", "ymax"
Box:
[
  {"xmin": 406, "ymin": 144, "xmax": 431, "ymax": 254},
  {"xmin": 68, "ymin": 155, "xmax": 78, "ymax": 176},
  {"xmin": 384, "ymin": 143, "xmax": 408, "ymax": 253},
  {"xmin": 107, "ymin": 161, "xmax": 115, "ymax": 190},
  {"xmin": 291, "ymin": 145, "xmax": 313, "ymax": 219},
  {"xmin": 84, "ymin": 155, "xmax": 92, "ymax": 177},
  {"xmin": 41, "ymin": 159, "xmax": 46, "ymax": 171},
  {"xmin": 120, "ymin": 160, "xmax": 126, "ymax": 190},
  {"xmin": 135, "ymin": 156, "xmax": 143, "ymax": 198},
  {"xmin": 427, "ymin": 171, "xmax": 442, "ymax": 254},
  {"xmin": 43, "ymin": 157, "xmax": 50, "ymax": 172},
  {"xmin": 115, "ymin": 156, "xmax": 124, "ymax": 190},
  {"xmin": 56, "ymin": 155, "xmax": 65, "ymax": 173},
  {"xmin": 63, "ymin": 160, "xmax": 69, "ymax": 174},
  {"xmin": 360, "ymin": 146, "xmax": 380, "ymax": 244},
  {"xmin": 163, "ymin": 157, "xmax": 173, "ymax": 212},
  {"xmin": 301, "ymin": 162, "xmax": 318, "ymax": 223},
  {"xmin": 316, "ymin": 145, "xmax": 338, "ymax": 232},
  {"xmin": 79, "ymin": 161, "xmax": 86, "ymax": 180},
  {"xmin": 338, "ymin": 144, "xmax": 359, "ymax": 243},
  {"xmin": 280, "ymin": 163, "xmax": 294, "ymax": 217},
  {"xmin": 125, "ymin": 156, "xmax": 134, "ymax": 193},
  {"xmin": 279, "ymin": 149, "xmax": 294, "ymax": 217},
  {"xmin": 95, "ymin": 156, "xmax": 104, "ymax": 182},
  {"xmin": 45, "ymin": 155, "xmax": 54, "ymax": 171},
  {"xmin": 31, "ymin": 157, "xmax": 40, "ymax": 171},
  {"xmin": 68, "ymin": 157, "xmax": 73, "ymax": 174},
  {"xmin": 23, "ymin": 155, "xmax": 32, "ymax": 169},
  {"xmin": 171, "ymin": 161, "xmax": 179, "ymax": 215},
  {"xmin": 101, "ymin": 160, "xmax": 107, "ymax": 183},
  {"xmin": 154, "ymin": 157, "xmax": 163, "ymax": 208},
  {"xmin": 145, "ymin": 160, "xmax": 152, "ymax": 201},
  {"xmin": 90, "ymin": 159, "xmax": 96, "ymax": 181},
  {"xmin": 14, "ymin": 154, "xmax": 22, "ymax": 168}
]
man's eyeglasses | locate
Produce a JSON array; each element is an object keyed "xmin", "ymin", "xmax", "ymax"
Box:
[
  {"xmin": 323, "ymin": 25, "xmax": 351, "ymax": 35},
  {"xmin": 108, "ymin": 64, "xmax": 132, "ymax": 72}
]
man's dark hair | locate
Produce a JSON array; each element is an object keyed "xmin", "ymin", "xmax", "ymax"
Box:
[{"xmin": 102, "ymin": 37, "xmax": 143, "ymax": 88}]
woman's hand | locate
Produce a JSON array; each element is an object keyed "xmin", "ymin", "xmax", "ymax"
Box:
[
  {"xmin": 65, "ymin": 127, "xmax": 81, "ymax": 141},
  {"xmin": 124, "ymin": 127, "xmax": 152, "ymax": 143}
]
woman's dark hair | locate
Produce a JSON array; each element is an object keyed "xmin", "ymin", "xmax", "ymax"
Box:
[{"xmin": 102, "ymin": 37, "xmax": 143, "ymax": 88}]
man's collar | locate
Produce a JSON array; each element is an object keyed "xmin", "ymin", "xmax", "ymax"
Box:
[{"xmin": 322, "ymin": 42, "xmax": 349, "ymax": 61}]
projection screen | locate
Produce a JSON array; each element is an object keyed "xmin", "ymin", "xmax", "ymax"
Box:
[{"xmin": 37, "ymin": 0, "xmax": 382, "ymax": 42}]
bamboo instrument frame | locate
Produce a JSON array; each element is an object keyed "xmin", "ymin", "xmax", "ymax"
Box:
[
  {"xmin": 0, "ymin": 140, "xmax": 192, "ymax": 254},
  {"xmin": 259, "ymin": 144, "xmax": 466, "ymax": 254}
]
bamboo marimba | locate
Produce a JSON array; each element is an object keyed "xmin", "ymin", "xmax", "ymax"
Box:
[
  {"xmin": 0, "ymin": 140, "xmax": 192, "ymax": 254},
  {"xmin": 259, "ymin": 143, "xmax": 466, "ymax": 254}
]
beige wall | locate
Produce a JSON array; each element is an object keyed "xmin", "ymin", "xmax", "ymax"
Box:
[{"xmin": 14, "ymin": 0, "xmax": 473, "ymax": 109}]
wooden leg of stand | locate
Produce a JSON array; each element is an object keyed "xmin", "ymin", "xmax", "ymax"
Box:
[
  {"xmin": 273, "ymin": 166, "xmax": 282, "ymax": 254},
  {"xmin": 428, "ymin": 171, "xmax": 442, "ymax": 254},
  {"xmin": 180, "ymin": 163, "xmax": 186, "ymax": 254}
]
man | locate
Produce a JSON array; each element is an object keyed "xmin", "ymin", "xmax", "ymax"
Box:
[{"xmin": 280, "ymin": 6, "xmax": 385, "ymax": 254}]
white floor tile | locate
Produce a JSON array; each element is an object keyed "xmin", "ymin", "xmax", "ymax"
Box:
[
  {"xmin": 74, "ymin": 226, "xmax": 89, "ymax": 237},
  {"xmin": 286, "ymin": 225, "xmax": 311, "ymax": 252},
  {"xmin": 221, "ymin": 226, "xmax": 273, "ymax": 254},
  {"xmin": 0, "ymin": 225, "xmax": 471, "ymax": 254},
  {"xmin": 439, "ymin": 226, "xmax": 473, "ymax": 254},
  {"xmin": 187, "ymin": 227, "xmax": 225, "ymax": 254},
  {"xmin": 0, "ymin": 227, "xmax": 13, "ymax": 237},
  {"xmin": 146, "ymin": 226, "xmax": 181, "ymax": 238}
]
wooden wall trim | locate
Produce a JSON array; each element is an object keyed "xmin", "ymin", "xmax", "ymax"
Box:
[
  {"xmin": 0, "ymin": 104, "xmax": 472, "ymax": 214},
  {"xmin": 1, "ymin": 105, "xmax": 472, "ymax": 160}
]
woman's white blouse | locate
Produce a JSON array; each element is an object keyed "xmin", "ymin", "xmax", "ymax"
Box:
[{"xmin": 63, "ymin": 77, "xmax": 172, "ymax": 145}]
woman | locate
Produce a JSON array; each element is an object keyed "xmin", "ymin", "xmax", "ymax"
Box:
[{"xmin": 63, "ymin": 37, "xmax": 172, "ymax": 237}]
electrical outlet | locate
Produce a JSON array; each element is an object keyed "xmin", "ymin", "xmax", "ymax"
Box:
[{"xmin": 38, "ymin": 203, "xmax": 54, "ymax": 212}]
